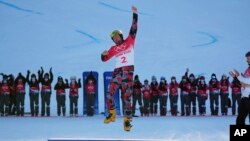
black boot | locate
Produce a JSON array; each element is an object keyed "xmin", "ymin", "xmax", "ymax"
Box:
[{"xmin": 46, "ymin": 106, "xmax": 50, "ymax": 117}]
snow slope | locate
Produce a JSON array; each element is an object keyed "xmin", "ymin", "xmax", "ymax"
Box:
[{"xmin": 0, "ymin": 0, "xmax": 250, "ymax": 140}]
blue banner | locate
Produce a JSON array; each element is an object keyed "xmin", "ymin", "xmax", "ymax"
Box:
[
  {"xmin": 103, "ymin": 71, "xmax": 121, "ymax": 116},
  {"xmin": 82, "ymin": 71, "xmax": 99, "ymax": 115}
]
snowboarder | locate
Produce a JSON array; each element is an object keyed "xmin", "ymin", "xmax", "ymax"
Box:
[
  {"xmin": 230, "ymin": 77, "xmax": 241, "ymax": 115},
  {"xmin": 229, "ymin": 51, "xmax": 250, "ymax": 124},
  {"xmin": 101, "ymin": 6, "xmax": 138, "ymax": 131},
  {"xmin": 220, "ymin": 74, "xmax": 230, "ymax": 115},
  {"xmin": 142, "ymin": 79, "xmax": 151, "ymax": 116},
  {"xmin": 85, "ymin": 72, "xmax": 96, "ymax": 116},
  {"xmin": 54, "ymin": 76, "xmax": 68, "ymax": 116},
  {"xmin": 169, "ymin": 76, "xmax": 179, "ymax": 116},
  {"xmin": 158, "ymin": 77, "xmax": 168, "ymax": 116},
  {"xmin": 15, "ymin": 73, "xmax": 27, "ymax": 116},
  {"xmin": 132, "ymin": 75, "xmax": 143, "ymax": 116},
  {"xmin": 69, "ymin": 76, "xmax": 81, "ymax": 117},
  {"xmin": 26, "ymin": 70, "xmax": 40, "ymax": 116},
  {"xmin": 209, "ymin": 73, "xmax": 220, "ymax": 116},
  {"xmin": 38, "ymin": 67, "xmax": 53, "ymax": 117}
]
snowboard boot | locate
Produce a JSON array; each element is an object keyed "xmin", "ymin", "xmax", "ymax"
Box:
[
  {"xmin": 104, "ymin": 109, "xmax": 116, "ymax": 124},
  {"xmin": 46, "ymin": 106, "xmax": 50, "ymax": 117},
  {"xmin": 139, "ymin": 107, "xmax": 144, "ymax": 117},
  {"xmin": 162, "ymin": 107, "xmax": 166, "ymax": 116},
  {"xmin": 20, "ymin": 106, "xmax": 24, "ymax": 116},
  {"xmin": 74, "ymin": 107, "xmax": 78, "ymax": 116},
  {"xmin": 35, "ymin": 105, "xmax": 39, "ymax": 116},
  {"xmin": 62, "ymin": 107, "xmax": 66, "ymax": 116},
  {"xmin": 124, "ymin": 117, "xmax": 132, "ymax": 132}
]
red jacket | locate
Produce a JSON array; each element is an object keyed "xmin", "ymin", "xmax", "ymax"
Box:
[
  {"xmin": 16, "ymin": 81, "xmax": 25, "ymax": 93},
  {"xmin": 142, "ymin": 85, "xmax": 151, "ymax": 99},
  {"xmin": 158, "ymin": 83, "xmax": 168, "ymax": 95},
  {"xmin": 197, "ymin": 84, "xmax": 208, "ymax": 97},
  {"xmin": 209, "ymin": 80, "xmax": 220, "ymax": 93},
  {"xmin": 179, "ymin": 82, "xmax": 191, "ymax": 94},
  {"xmin": 85, "ymin": 83, "xmax": 96, "ymax": 94},
  {"xmin": 70, "ymin": 83, "xmax": 80, "ymax": 96},
  {"xmin": 169, "ymin": 82, "xmax": 179, "ymax": 95},
  {"xmin": 150, "ymin": 82, "xmax": 159, "ymax": 95},
  {"xmin": 231, "ymin": 82, "xmax": 241, "ymax": 94},
  {"xmin": 1, "ymin": 83, "xmax": 10, "ymax": 95},
  {"xmin": 133, "ymin": 81, "xmax": 142, "ymax": 95},
  {"xmin": 220, "ymin": 80, "xmax": 229, "ymax": 93}
]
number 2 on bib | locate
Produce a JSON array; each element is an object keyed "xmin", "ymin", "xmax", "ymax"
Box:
[{"xmin": 121, "ymin": 57, "xmax": 127, "ymax": 63}]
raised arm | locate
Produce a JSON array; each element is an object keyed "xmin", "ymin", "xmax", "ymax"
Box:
[
  {"xmin": 129, "ymin": 6, "xmax": 138, "ymax": 39},
  {"xmin": 49, "ymin": 67, "xmax": 53, "ymax": 83},
  {"xmin": 26, "ymin": 70, "xmax": 30, "ymax": 84}
]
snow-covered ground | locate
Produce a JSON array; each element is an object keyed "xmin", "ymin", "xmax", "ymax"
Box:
[{"xmin": 0, "ymin": 0, "xmax": 250, "ymax": 141}]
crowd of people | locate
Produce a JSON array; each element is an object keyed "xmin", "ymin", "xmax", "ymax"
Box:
[
  {"xmin": 131, "ymin": 68, "xmax": 241, "ymax": 117},
  {"xmin": 0, "ymin": 67, "xmax": 82, "ymax": 117},
  {"xmin": 0, "ymin": 67, "xmax": 242, "ymax": 117}
]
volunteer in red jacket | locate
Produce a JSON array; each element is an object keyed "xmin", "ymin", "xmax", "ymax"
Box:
[
  {"xmin": 230, "ymin": 77, "xmax": 241, "ymax": 115},
  {"xmin": 132, "ymin": 75, "xmax": 143, "ymax": 116},
  {"xmin": 27, "ymin": 70, "xmax": 40, "ymax": 117},
  {"xmin": 0, "ymin": 75, "xmax": 11, "ymax": 116},
  {"xmin": 15, "ymin": 73, "xmax": 27, "ymax": 116},
  {"xmin": 54, "ymin": 76, "xmax": 68, "ymax": 116},
  {"xmin": 179, "ymin": 76, "xmax": 191, "ymax": 116},
  {"xmin": 85, "ymin": 73, "xmax": 96, "ymax": 116},
  {"xmin": 169, "ymin": 76, "xmax": 179, "ymax": 116},
  {"xmin": 69, "ymin": 76, "xmax": 81, "ymax": 117},
  {"xmin": 142, "ymin": 79, "xmax": 151, "ymax": 116},
  {"xmin": 38, "ymin": 67, "xmax": 53, "ymax": 117},
  {"xmin": 158, "ymin": 77, "xmax": 168, "ymax": 116},
  {"xmin": 197, "ymin": 76, "xmax": 208, "ymax": 116},
  {"xmin": 209, "ymin": 73, "xmax": 220, "ymax": 116},
  {"xmin": 220, "ymin": 74, "xmax": 230, "ymax": 116}
]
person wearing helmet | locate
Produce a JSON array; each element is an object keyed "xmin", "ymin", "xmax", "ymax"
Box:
[
  {"xmin": 230, "ymin": 77, "xmax": 241, "ymax": 115},
  {"xmin": 229, "ymin": 51, "xmax": 250, "ymax": 124},
  {"xmin": 220, "ymin": 74, "xmax": 230, "ymax": 116},
  {"xmin": 197, "ymin": 76, "xmax": 208, "ymax": 116},
  {"xmin": 169, "ymin": 76, "xmax": 179, "ymax": 116},
  {"xmin": 26, "ymin": 70, "xmax": 40, "ymax": 116},
  {"xmin": 54, "ymin": 76, "xmax": 68, "ymax": 116},
  {"xmin": 150, "ymin": 76, "xmax": 159, "ymax": 115},
  {"xmin": 15, "ymin": 72, "xmax": 27, "ymax": 116},
  {"xmin": 38, "ymin": 67, "xmax": 53, "ymax": 117},
  {"xmin": 179, "ymin": 75, "xmax": 191, "ymax": 116},
  {"xmin": 132, "ymin": 75, "xmax": 143, "ymax": 116},
  {"xmin": 69, "ymin": 76, "xmax": 81, "ymax": 117},
  {"xmin": 101, "ymin": 6, "xmax": 138, "ymax": 132},
  {"xmin": 141, "ymin": 79, "xmax": 151, "ymax": 116},
  {"xmin": 209, "ymin": 73, "xmax": 220, "ymax": 116}
]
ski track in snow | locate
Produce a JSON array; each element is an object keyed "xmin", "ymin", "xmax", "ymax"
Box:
[
  {"xmin": 75, "ymin": 29, "xmax": 101, "ymax": 44},
  {"xmin": 0, "ymin": 0, "xmax": 43, "ymax": 15},
  {"xmin": 192, "ymin": 32, "xmax": 218, "ymax": 47},
  {"xmin": 98, "ymin": 1, "xmax": 152, "ymax": 16}
]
